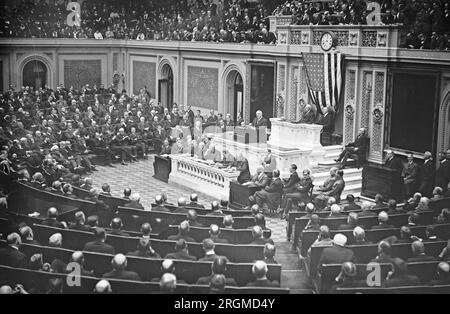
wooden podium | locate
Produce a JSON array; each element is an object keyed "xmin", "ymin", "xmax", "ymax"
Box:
[
  {"xmin": 361, "ymin": 163, "xmax": 404, "ymax": 202},
  {"xmin": 229, "ymin": 181, "xmax": 261, "ymax": 208},
  {"xmin": 153, "ymin": 155, "xmax": 171, "ymax": 183}
]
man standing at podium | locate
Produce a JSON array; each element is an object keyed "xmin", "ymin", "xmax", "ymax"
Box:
[
  {"xmin": 252, "ymin": 110, "xmax": 268, "ymax": 127},
  {"xmin": 384, "ymin": 150, "xmax": 404, "ymax": 173}
]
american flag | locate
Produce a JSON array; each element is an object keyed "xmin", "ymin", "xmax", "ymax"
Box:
[{"xmin": 302, "ymin": 52, "xmax": 344, "ymax": 115}]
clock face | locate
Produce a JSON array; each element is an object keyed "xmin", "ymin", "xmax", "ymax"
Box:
[{"xmin": 321, "ymin": 33, "xmax": 334, "ymax": 51}]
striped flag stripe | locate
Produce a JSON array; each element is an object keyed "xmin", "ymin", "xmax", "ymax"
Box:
[{"xmin": 323, "ymin": 53, "xmax": 331, "ymax": 109}]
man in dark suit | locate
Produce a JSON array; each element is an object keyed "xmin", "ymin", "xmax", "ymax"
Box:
[
  {"xmin": 173, "ymin": 197, "xmax": 189, "ymax": 214},
  {"xmin": 436, "ymin": 150, "xmax": 450, "ymax": 189},
  {"xmin": 102, "ymin": 254, "xmax": 141, "ymax": 281},
  {"xmin": 252, "ymin": 170, "xmax": 283, "ymax": 211},
  {"xmin": 352, "ymin": 226, "xmax": 372, "ymax": 245},
  {"xmin": 293, "ymin": 105, "xmax": 316, "ymax": 124},
  {"xmin": 263, "ymin": 243, "xmax": 278, "ymax": 264},
  {"xmin": 164, "ymin": 239, "xmax": 197, "ymax": 261},
  {"xmin": 152, "ymin": 195, "xmax": 171, "ymax": 212},
  {"xmin": 85, "ymin": 188, "xmax": 112, "ymax": 226},
  {"xmin": 42, "ymin": 207, "xmax": 66, "ymax": 229},
  {"xmin": 168, "ymin": 221, "xmax": 196, "ymax": 243},
  {"xmin": 318, "ymin": 234, "xmax": 356, "ymax": 273},
  {"xmin": 318, "ymin": 106, "xmax": 334, "ymax": 145},
  {"xmin": 187, "ymin": 209, "xmax": 204, "ymax": 227},
  {"xmin": 188, "ymin": 194, "xmax": 205, "ymax": 209},
  {"xmin": 250, "ymin": 226, "xmax": 274, "ymax": 245},
  {"xmin": 371, "ymin": 211, "xmax": 395, "ymax": 230},
  {"xmin": 343, "ymin": 194, "xmax": 361, "ymax": 212},
  {"xmin": 127, "ymin": 238, "xmax": 161, "ymax": 259},
  {"xmin": 205, "ymin": 224, "xmax": 229, "ymax": 244},
  {"xmin": 426, "ymin": 262, "xmax": 450, "ymax": 286},
  {"xmin": 124, "ymin": 193, "xmax": 145, "ymax": 210},
  {"xmin": 198, "ymin": 239, "xmax": 228, "ymax": 262},
  {"xmin": 282, "ymin": 164, "xmax": 300, "ymax": 194},
  {"xmin": 18, "ymin": 226, "xmax": 40, "ymax": 246},
  {"xmin": 206, "ymin": 201, "xmax": 224, "ymax": 216},
  {"xmin": 383, "ymin": 258, "xmax": 421, "ymax": 287},
  {"xmin": 251, "ymin": 110, "xmax": 268, "ymax": 128},
  {"xmin": 337, "ymin": 212, "xmax": 359, "ymax": 230},
  {"xmin": 335, "ymin": 128, "xmax": 369, "ymax": 169},
  {"xmin": 107, "ymin": 217, "xmax": 130, "ymax": 237},
  {"xmin": 246, "ymin": 261, "xmax": 280, "ymax": 287},
  {"xmin": 69, "ymin": 211, "xmax": 92, "ymax": 232},
  {"xmin": 419, "ymin": 151, "xmax": 436, "ymax": 197},
  {"xmin": 83, "ymin": 228, "xmax": 115, "ymax": 255},
  {"xmin": 407, "ymin": 241, "xmax": 437, "ymax": 263},
  {"xmin": 0, "ymin": 233, "xmax": 27, "ymax": 268},
  {"xmin": 196, "ymin": 256, "xmax": 238, "ymax": 286},
  {"xmin": 249, "ymin": 166, "xmax": 270, "ymax": 189},
  {"xmin": 402, "ymin": 154, "xmax": 420, "ymax": 200},
  {"xmin": 384, "ymin": 150, "xmax": 404, "ymax": 173}
]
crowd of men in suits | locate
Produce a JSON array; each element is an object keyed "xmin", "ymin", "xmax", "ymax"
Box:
[{"xmin": 0, "ymin": 83, "xmax": 271, "ymax": 186}]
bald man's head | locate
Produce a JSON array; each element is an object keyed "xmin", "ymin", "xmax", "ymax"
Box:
[
  {"xmin": 252, "ymin": 261, "xmax": 268, "ymax": 279},
  {"xmin": 71, "ymin": 251, "xmax": 84, "ymax": 265},
  {"xmin": 203, "ymin": 238, "xmax": 215, "ymax": 252},
  {"xmin": 0, "ymin": 286, "xmax": 13, "ymax": 294},
  {"xmin": 437, "ymin": 262, "xmax": 450, "ymax": 278},
  {"xmin": 112, "ymin": 254, "xmax": 127, "ymax": 271},
  {"xmin": 223, "ymin": 215, "xmax": 234, "ymax": 228},
  {"xmin": 378, "ymin": 211, "xmax": 389, "ymax": 223},
  {"xmin": 187, "ymin": 209, "xmax": 198, "ymax": 222},
  {"xmin": 161, "ymin": 259, "xmax": 175, "ymax": 274},
  {"xmin": 141, "ymin": 222, "xmax": 152, "ymax": 236},
  {"xmin": 94, "ymin": 280, "xmax": 112, "ymax": 294},
  {"xmin": 155, "ymin": 194, "xmax": 163, "ymax": 204},
  {"xmin": 252, "ymin": 225, "xmax": 263, "ymax": 239},
  {"xmin": 210, "ymin": 224, "xmax": 220, "ymax": 236},
  {"xmin": 411, "ymin": 241, "xmax": 425, "ymax": 256},
  {"xmin": 178, "ymin": 197, "xmax": 187, "ymax": 206},
  {"xmin": 264, "ymin": 243, "xmax": 276, "ymax": 259},
  {"xmin": 47, "ymin": 207, "xmax": 59, "ymax": 218},
  {"xmin": 179, "ymin": 220, "xmax": 190, "ymax": 235},
  {"xmin": 160, "ymin": 273, "xmax": 177, "ymax": 292},
  {"xmin": 319, "ymin": 226, "xmax": 330, "ymax": 240}
]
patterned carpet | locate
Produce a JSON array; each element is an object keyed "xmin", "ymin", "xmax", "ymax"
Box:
[{"xmin": 88, "ymin": 155, "xmax": 288, "ymax": 243}]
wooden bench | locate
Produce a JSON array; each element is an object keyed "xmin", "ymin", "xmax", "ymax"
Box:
[
  {"xmin": 163, "ymin": 225, "xmax": 271, "ymax": 244},
  {"xmin": 0, "ymin": 265, "xmax": 289, "ymax": 294},
  {"xmin": 31, "ymin": 224, "xmax": 265, "ymax": 263}
]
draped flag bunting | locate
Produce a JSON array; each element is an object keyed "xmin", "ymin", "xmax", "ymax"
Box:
[{"xmin": 301, "ymin": 51, "xmax": 344, "ymax": 116}]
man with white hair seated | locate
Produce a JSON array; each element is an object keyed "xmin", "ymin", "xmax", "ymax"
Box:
[
  {"xmin": 371, "ymin": 211, "xmax": 395, "ymax": 230},
  {"xmin": 328, "ymin": 204, "xmax": 346, "ymax": 217},
  {"xmin": 358, "ymin": 201, "xmax": 377, "ymax": 217},
  {"xmin": 102, "ymin": 254, "xmax": 141, "ymax": 281},
  {"xmin": 48, "ymin": 233, "xmax": 62, "ymax": 248},
  {"xmin": 246, "ymin": 261, "xmax": 279, "ymax": 287},
  {"xmin": 124, "ymin": 192, "xmax": 145, "ymax": 210},
  {"xmin": 293, "ymin": 104, "xmax": 316, "ymax": 124},
  {"xmin": 411, "ymin": 197, "xmax": 430, "ymax": 213},
  {"xmin": 94, "ymin": 280, "xmax": 112, "ymax": 294},
  {"xmin": 159, "ymin": 273, "xmax": 177, "ymax": 294},
  {"xmin": 352, "ymin": 226, "xmax": 371, "ymax": 245},
  {"xmin": 318, "ymin": 234, "xmax": 356, "ymax": 272}
]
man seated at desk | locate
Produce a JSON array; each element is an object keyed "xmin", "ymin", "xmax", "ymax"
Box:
[{"xmin": 292, "ymin": 105, "xmax": 316, "ymax": 124}]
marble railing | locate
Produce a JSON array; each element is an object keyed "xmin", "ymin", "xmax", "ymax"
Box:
[{"xmin": 169, "ymin": 154, "xmax": 239, "ymax": 200}]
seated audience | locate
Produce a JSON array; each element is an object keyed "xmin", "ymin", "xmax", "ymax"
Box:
[
  {"xmin": 102, "ymin": 254, "xmax": 141, "ymax": 281},
  {"xmin": 127, "ymin": 238, "xmax": 160, "ymax": 259},
  {"xmin": 206, "ymin": 224, "xmax": 229, "ymax": 244},
  {"xmin": 164, "ymin": 239, "xmax": 196, "ymax": 261},
  {"xmin": 168, "ymin": 220, "xmax": 195, "ymax": 243},
  {"xmin": 196, "ymin": 256, "xmax": 237, "ymax": 286},
  {"xmin": 83, "ymin": 227, "xmax": 115, "ymax": 255},
  {"xmin": 246, "ymin": 261, "xmax": 279, "ymax": 287}
]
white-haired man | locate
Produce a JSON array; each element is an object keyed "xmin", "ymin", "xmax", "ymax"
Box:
[{"xmin": 124, "ymin": 192, "xmax": 145, "ymax": 210}]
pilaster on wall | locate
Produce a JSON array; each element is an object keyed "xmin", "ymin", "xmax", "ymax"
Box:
[
  {"xmin": 298, "ymin": 65, "xmax": 308, "ymax": 120},
  {"xmin": 368, "ymin": 71, "xmax": 386, "ymax": 163},
  {"xmin": 288, "ymin": 65, "xmax": 299, "ymax": 121},
  {"xmin": 276, "ymin": 63, "xmax": 286, "ymax": 118},
  {"xmin": 343, "ymin": 68, "xmax": 357, "ymax": 145}
]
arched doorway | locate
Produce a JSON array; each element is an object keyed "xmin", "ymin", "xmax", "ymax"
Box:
[
  {"xmin": 158, "ymin": 64, "xmax": 174, "ymax": 110},
  {"xmin": 225, "ymin": 70, "xmax": 243, "ymax": 123},
  {"xmin": 23, "ymin": 60, "xmax": 47, "ymax": 90}
]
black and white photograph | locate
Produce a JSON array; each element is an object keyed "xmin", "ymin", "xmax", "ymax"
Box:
[{"xmin": 0, "ymin": 0, "xmax": 449, "ymax": 298}]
